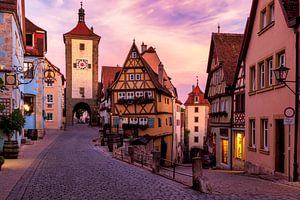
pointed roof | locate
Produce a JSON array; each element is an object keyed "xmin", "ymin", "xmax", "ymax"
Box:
[
  {"xmin": 63, "ymin": 3, "xmax": 100, "ymax": 42},
  {"xmin": 184, "ymin": 84, "xmax": 209, "ymax": 106},
  {"xmin": 25, "ymin": 18, "xmax": 46, "ymax": 33},
  {"xmin": 45, "ymin": 58, "xmax": 65, "ymax": 84},
  {"xmin": 206, "ymin": 33, "xmax": 244, "ymax": 86},
  {"xmin": 101, "ymin": 65, "xmax": 122, "ymax": 96},
  {"xmin": 112, "ymin": 41, "xmax": 172, "ymax": 96}
]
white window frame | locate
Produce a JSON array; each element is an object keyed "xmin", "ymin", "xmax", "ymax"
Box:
[
  {"xmin": 144, "ymin": 91, "xmax": 153, "ymax": 98},
  {"xmin": 262, "ymin": 119, "xmax": 268, "ymax": 150},
  {"xmin": 129, "ymin": 74, "xmax": 134, "ymax": 81},
  {"xmin": 135, "ymin": 91, "xmax": 144, "ymax": 98},
  {"xmin": 279, "ymin": 53, "xmax": 285, "ymax": 67},
  {"xmin": 46, "ymin": 80, "xmax": 54, "ymax": 87},
  {"xmin": 132, "ymin": 52, "xmax": 137, "ymax": 58},
  {"xmin": 261, "ymin": 9, "xmax": 267, "ymax": 29},
  {"xmin": 268, "ymin": 59, "xmax": 273, "ymax": 86},
  {"xmin": 47, "ymin": 94, "xmax": 53, "ymax": 104},
  {"xmin": 270, "ymin": 3, "xmax": 275, "ymax": 22},
  {"xmin": 118, "ymin": 92, "xmax": 126, "ymax": 99},
  {"xmin": 46, "ymin": 113, "xmax": 53, "ymax": 121},
  {"xmin": 260, "ymin": 63, "xmax": 265, "ymax": 88},
  {"xmin": 127, "ymin": 92, "xmax": 134, "ymax": 99},
  {"xmin": 135, "ymin": 74, "xmax": 141, "ymax": 80},
  {"xmin": 139, "ymin": 118, "xmax": 148, "ymax": 125},
  {"xmin": 194, "ymin": 96, "xmax": 199, "ymax": 103},
  {"xmin": 250, "ymin": 120, "xmax": 256, "ymax": 148},
  {"xmin": 251, "ymin": 67, "xmax": 256, "ymax": 91}
]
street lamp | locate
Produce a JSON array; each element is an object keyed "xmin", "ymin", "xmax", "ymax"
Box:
[{"xmin": 273, "ymin": 64, "xmax": 290, "ymax": 83}]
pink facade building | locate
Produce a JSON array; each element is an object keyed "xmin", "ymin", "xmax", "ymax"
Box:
[{"xmin": 241, "ymin": 0, "xmax": 300, "ymax": 180}]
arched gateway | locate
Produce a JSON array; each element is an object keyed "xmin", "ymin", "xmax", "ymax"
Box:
[{"xmin": 63, "ymin": 3, "xmax": 101, "ymax": 125}]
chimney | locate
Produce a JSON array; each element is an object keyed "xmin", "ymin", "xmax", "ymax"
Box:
[
  {"xmin": 158, "ymin": 62, "xmax": 164, "ymax": 86},
  {"xmin": 141, "ymin": 42, "xmax": 147, "ymax": 54},
  {"xmin": 91, "ymin": 26, "xmax": 94, "ymax": 32}
]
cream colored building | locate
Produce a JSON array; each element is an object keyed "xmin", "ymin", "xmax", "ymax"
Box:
[
  {"xmin": 185, "ymin": 83, "xmax": 210, "ymax": 158},
  {"xmin": 44, "ymin": 58, "xmax": 65, "ymax": 129}
]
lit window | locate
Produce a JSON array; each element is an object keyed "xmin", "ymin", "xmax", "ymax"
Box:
[
  {"xmin": 221, "ymin": 139, "xmax": 228, "ymax": 164},
  {"xmin": 235, "ymin": 133, "xmax": 244, "ymax": 159}
]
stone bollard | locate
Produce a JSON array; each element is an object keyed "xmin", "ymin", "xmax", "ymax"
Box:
[
  {"xmin": 128, "ymin": 146, "xmax": 134, "ymax": 164},
  {"xmin": 152, "ymin": 151, "xmax": 161, "ymax": 173},
  {"xmin": 192, "ymin": 157, "xmax": 212, "ymax": 193}
]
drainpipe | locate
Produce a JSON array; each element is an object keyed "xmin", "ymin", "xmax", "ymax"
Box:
[
  {"xmin": 230, "ymin": 86, "xmax": 234, "ymax": 170},
  {"xmin": 293, "ymin": 26, "xmax": 299, "ymax": 181}
]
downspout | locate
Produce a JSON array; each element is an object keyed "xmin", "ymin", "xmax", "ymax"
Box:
[
  {"xmin": 293, "ymin": 26, "xmax": 299, "ymax": 181},
  {"xmin": 230, "ymin": 86, "xmax": 234, "ymax": 170},
  {"xmin": 171, "ymin": 96, "xmax": 175, "ymax": 163}
]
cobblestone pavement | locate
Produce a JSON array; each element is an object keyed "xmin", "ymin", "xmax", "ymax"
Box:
[{"xmin": 3, "ymin": 125, "xmax": 300, "ymax": 200}]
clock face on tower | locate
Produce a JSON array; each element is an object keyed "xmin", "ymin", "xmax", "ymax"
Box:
[{"xmin": 76, "ymin": 59, "xmax": 88, "ymax": 69}]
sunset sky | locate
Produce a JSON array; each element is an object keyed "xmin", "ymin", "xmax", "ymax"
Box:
[{"xmin": 26, "ymin": 0, "xmax": 252, "ymax": 101}]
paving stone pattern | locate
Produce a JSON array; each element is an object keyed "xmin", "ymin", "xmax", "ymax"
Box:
[{"xmin": 5, "ymin": 125, "xmax": 300, "ymax": 200}]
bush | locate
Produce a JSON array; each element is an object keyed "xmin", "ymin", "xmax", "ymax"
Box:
[
  {"xmin": 0, "ymin": 109, "xmax": 25, "ymax": 140},
  {"xmin": 0, "ymin": 156, "xmax": 4, "ymax": 165}
]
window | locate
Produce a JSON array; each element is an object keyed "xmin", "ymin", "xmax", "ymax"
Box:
[
  {"xmin": 194, "ymin": 126, "xmax": 199, "ymax": 132},
  {"xmin": 46, "ymin": 113, "xmax": 53, "ymax": 121},
  {"xmin": 235, "ymin": 133, "xmax": 244, "ymax": 159},
  {"xmin": 129, "ymin": 74, "xmax": 134, "ymax": 80},
  {"xmin": 221, "ymin": 139, "xmax": 228, "ymax": 164},
  {"xmin": 47, "ymin": 94, "xmax": 53, "ymax": 104},
  {"xmin": 249, "ymin": 120, "xmax": 256, "ymax": 148},
  {"xmin": 194, "ymin": 96, "xmax": 199, "ymax": 102},
  {"xmin": 194, "ymin": 137, "xmax": 199, "ymax": 143},
  {"xmin": 46, "ymin": 80, "xmax": 53, "ymax": 87},
  {"xmin": 144, "ymin": 91, "xmax": 152, "ymax": 98},
  {"xmin": 260, "ymin": 63, "xmax": 265, "ymax": 88},
  {"xmin": 158, "ymin": 118, "xmax": 162, "ymax": 127},
  {"xmin": 24, "ymin": 62, "xmax": 34, "ymax": 79},
  {"xmin": 261, "ymin": 119, "xmax": 268, "ymax": 150},
  {"xmin": 267, "ymin": 59, "xmax": 273, "ymax": 86},
  {"xmin": 79, "ymin": 87, "xmax": 85, "ymax": 97},
  {"xmin": 194, "ymin": 107, "xmax": 199, "ymax": 113},
  {"xmin": 167, "ymin": 98, "xmax": 169, "ymax": 104},
  {"xmin": 169, "ymin": 117, "xmax": 172, "ymax": 126},
  {"xmin": 118, "ymin": 92, "xmax": 126, "ymax": 99},
  {"xmin": 269, "ymin": 3, "xmax": 275, "ymax": 22},
  {"xmin": 132, "ymin": 52, "xmax": 137, "ymax": 58},
  {"xmin": 148, "ymin": 118, "xmax": 155, "ymax": 128},
  {"xmin": 278, "ymin": 52, "xmax": 285, "ymax": 67},
  {"xmin": 235, "ymin": 93, "xmax": 245, "ymax": 112},
  {"xmin": 250, "ymin": 66, "xmax": 256, "ymax": 91},
  {"xmin": 224, "ymin": 99, "xmax": 229, "ymax": 112},
  {"xmin": 26, "ymin": 33, "xmax": 33, "ymax": 46},
  {"xmin": 135, "ymin": 91, "xmax": 143, "ymax": 98},
  {"xmin": 127, "ymin": 92, "xmax": 134, "ymax": 99},
  {"xmin": 166, "ymin": 118, "xmax": 168, "ymax": 125},
  {"xmin": 129, "ymin": 118, "xmax": 138, "ymax": 124},
  {"xmin": 139, "ymin": 118, "xmax": 148, "ymax": 125},
  {"xmin": 79, "ymin": 43, "xmax": 85, "ymax": 50},
  {"xmin": 135, "ymin": 74, "xmax": 140, "ymax": 80},
  {"xmin": 220, "ymin": 100, "xmax": 225, "ymax": 112},
  {"xmin": 158, "ymin": 94, "xmax": 161, "ymax": 102},
  {"xmin": 194, "ymin": 117, "xmax": 199, "ymax": 123},
  {"xmin": 24, "ymin": 96, "xmax": 34, "ymax": 115},
  {"xmin": 261, "ymin": 9, "xmax": 267, "ymax": 29}
]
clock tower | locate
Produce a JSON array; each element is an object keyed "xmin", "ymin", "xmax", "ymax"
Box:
[{"xmin": 63, "ymin": 3, "xmax": 101, "ymax": 125}]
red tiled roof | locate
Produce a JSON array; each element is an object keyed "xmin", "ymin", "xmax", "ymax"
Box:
[
  {"xmin": 63, "ymin": 22, "xmax": 100, "ymax": 39},
  {"xmin": 101, "ymin": 66, "xmax": 122, "ymax": 97},
  {"xmin": 25, "ymin": 18, "xmax": 45, "ymax": 33},
  {"xmin": 279, "ymin": 0, "xmax": 299, "ymax": 26},
  {"xmin": 207, "ymin": 33, "xmax": 243, "ymax": 86},
  {"xmin": 184, "ymin": 84, "xmax": 210, "ymax": 106}
]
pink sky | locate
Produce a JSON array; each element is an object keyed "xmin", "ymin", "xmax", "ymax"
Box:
[{"xmin": 26, "ymin": 0, "xmax": 252, "ymax": 102}]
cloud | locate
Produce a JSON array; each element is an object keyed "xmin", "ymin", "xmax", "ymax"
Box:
[{"xmin": 25, "ymin": 0, "xmax": 252, "ymax": 101}]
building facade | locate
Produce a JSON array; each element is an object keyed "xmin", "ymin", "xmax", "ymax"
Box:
[
  {"xmin": 184, "ymin": 82, "xmax": 210, "ymax": 158},
  {"xmin": 23, "ymin": 18, "xmax": 47, "ymax": 138},
  {"xmin": 44, "ymin": 58, "xmax": 65, "ymax": 129},
  {"xmin": 63, "ymin": 3, "xmax": 100, "ymax": 125},
  {"xmin": 110, "ymin": 41, "xmax": 176, "ymax": 161},
  {"xmin": 0, "ymin": 0, "xmax": 25, "ymax": 151},
  {"xmin": 242, "ymin": 0, "xmax": 300, "ymax": 179},
  {"xmin": 205, "ymin": 33, "xmax": 243, "ymax": 169}
]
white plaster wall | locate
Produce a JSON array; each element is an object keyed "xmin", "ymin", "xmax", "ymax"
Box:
[{"xmin": 71, "ymin": 39, "xmax": 93, "ymax": 99}]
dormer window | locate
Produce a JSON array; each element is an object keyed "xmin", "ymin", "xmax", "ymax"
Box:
[
  {"xmin": 132, "ymin": 52, "xmax": 137, "ymax": 58},
  {"xmin": 194, "ymin": 96, "xmax": 199, "ymax": 103},
  {"xmin": 26, "ymin": 34, "xmax": 33, "ymax": 46}
]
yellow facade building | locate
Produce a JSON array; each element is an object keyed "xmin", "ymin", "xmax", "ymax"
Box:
[{"xmin": 110, "ymin": 41, "xmax": 176, "ymax": 161}]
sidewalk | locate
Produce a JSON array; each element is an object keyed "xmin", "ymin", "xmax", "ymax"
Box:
[{"xmin": 0, "ymin": 129, "xmax": 61, "ymax": 200}]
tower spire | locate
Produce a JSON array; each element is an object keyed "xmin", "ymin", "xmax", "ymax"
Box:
[
  {"xmin": 196, "ymin": 76, "xmax": 199, "ymax": 86},
  {"xmin": 218, "ymin": 24, "xmax": 220, "ymax": 33},
  {"xmin": 78, "ymin": 1, "xmax": 85, "ymax": 23}
]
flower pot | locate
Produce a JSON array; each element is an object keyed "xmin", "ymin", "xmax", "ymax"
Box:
[{"xmin": 3, "ymin": 140, "xmax": 19, "ymax": 159}]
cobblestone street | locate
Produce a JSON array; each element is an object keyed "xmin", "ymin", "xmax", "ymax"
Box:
[{"xmin": 1, "ymin": 125, "xmax": 300, "ymax": 200}]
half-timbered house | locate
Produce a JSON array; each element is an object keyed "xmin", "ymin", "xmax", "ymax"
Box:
[
  {"xmin": 204, "ymin": 33, "xmax": 243, "ymax": 169},
  {"xmin": 110, "ymin": 41, "xmax": 176, "ymax": 161}
]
